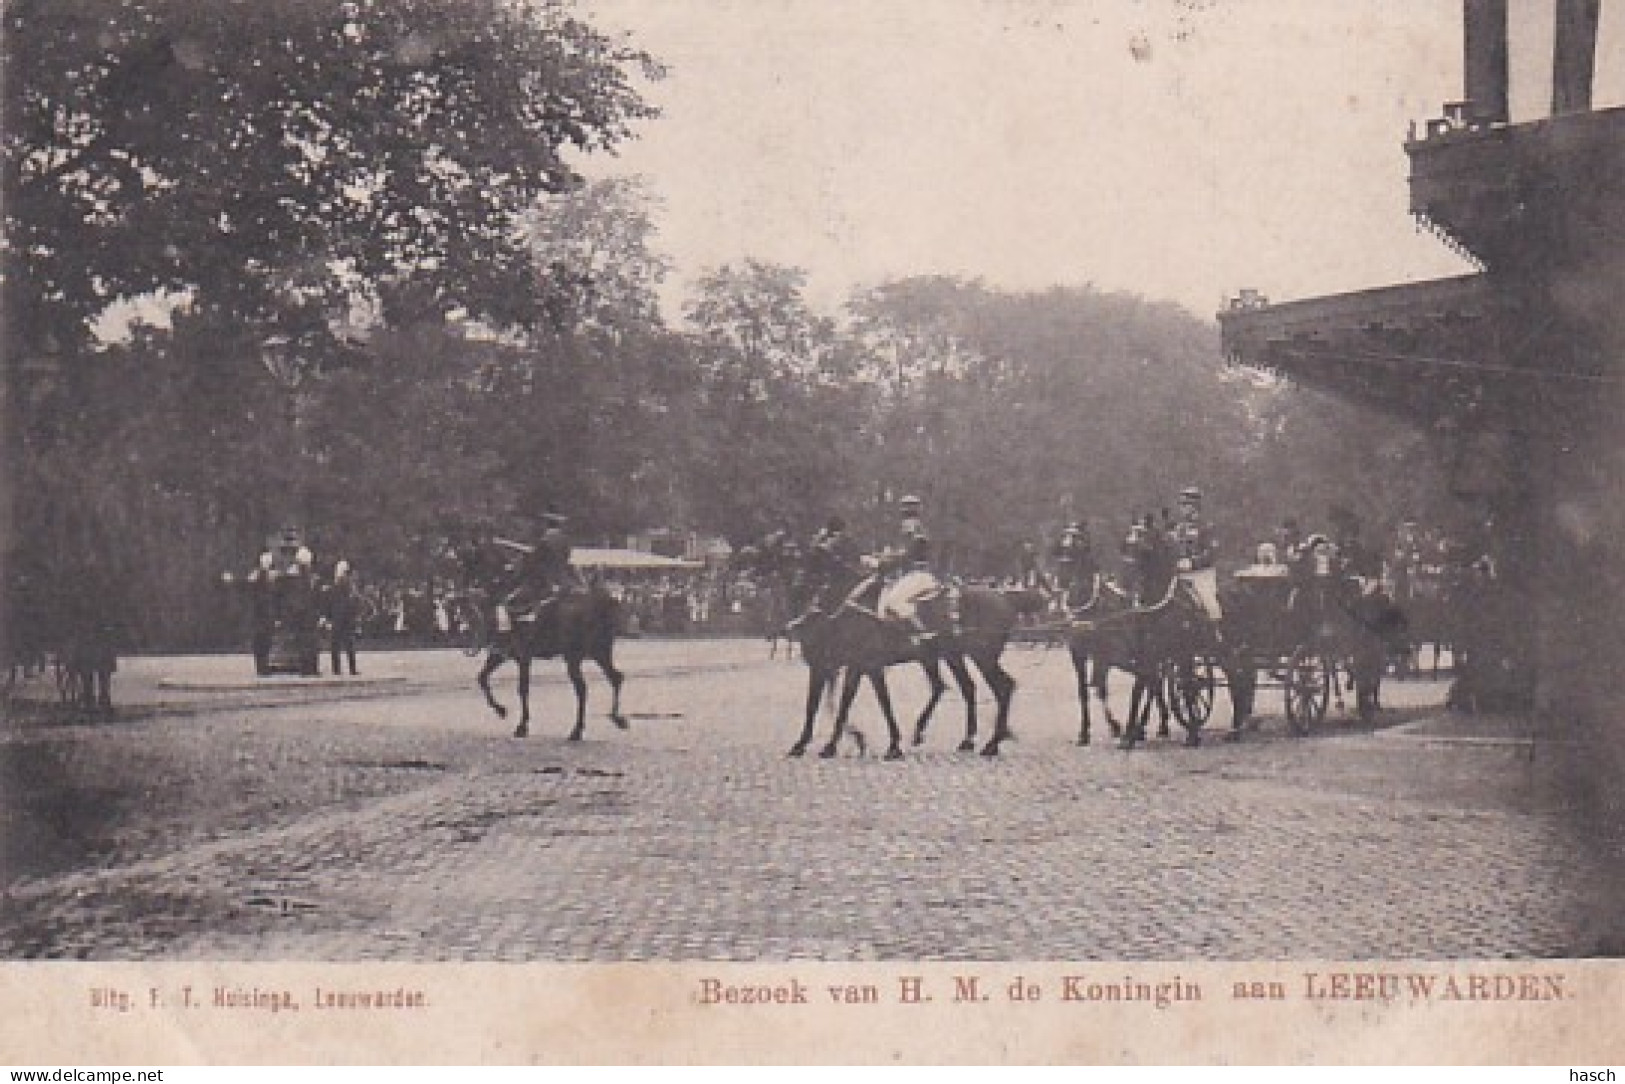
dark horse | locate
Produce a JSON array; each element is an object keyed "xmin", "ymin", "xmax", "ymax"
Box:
[
  {"xmin": 1070, "ymin": 577, "xmax": 1240, "ymax": 750},
  {"xmin": 787, "ymin": 575, "xmax": 1019, "ymax": 760},
  {"xmin": 1067, "ymin": 574, "xmax": 1169, "ymax": 746},
  {"xmin": 477, "ymin": 588, "xmax": 628, "ymax": 739}
]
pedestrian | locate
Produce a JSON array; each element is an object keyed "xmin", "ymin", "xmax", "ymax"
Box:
[{"xmin": 324, "ymin": 560, "xmax": 362, "ymax": 676}]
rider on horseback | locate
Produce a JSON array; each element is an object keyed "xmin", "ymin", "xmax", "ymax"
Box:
[
  {"xmin": 806, "ymin": 515, "xmax": 862, "ymax": 613},
  {"xmin": 506, "ymin": 510, "xmax": 583, "ymax": 622},
  {"xmin": 1172, "ymin": 486, "xmax": 1222, "ymax": 620},
  {"xmin": 877, "ymin": 494, "xmax": 948, "ymax": 645},
  {"xmin": 1050, "ymin": 521, "xmax": 1098, "ymax": 608}
]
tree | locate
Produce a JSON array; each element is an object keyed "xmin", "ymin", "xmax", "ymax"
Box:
[
  {"xmin": 2, "ymin": 0, "xmax": 662, "ymax": 650},
  {"xmin": 4, "ymin": 0, "xmax": 662, "ymax": 364},
  {"xmin": 678, "ymin": 262, "xmax": 867, "ymax": 544}
]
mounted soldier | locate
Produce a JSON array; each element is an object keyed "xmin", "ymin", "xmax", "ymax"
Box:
[
  {"xmin": 1329, "ymin": 506, "xmax": 1382, "ymax": 586},
  {"xmin": 806, "ymin": 514, "xmax": 862, "ymax": 613},
  {"xmin": 507, "ymin": 510, "xmax": 583, "ymax": 622},
  {"xmin": 1172, "ymin": 486, "xmax": 1221, "ymax": 620},
  {"xmin": 1050, "ymin": 521, "xmax": 1099, "ymax": 608},
  {"xmin": 877, "ymin": 494, "xmax": 950, "ymax": 645}
]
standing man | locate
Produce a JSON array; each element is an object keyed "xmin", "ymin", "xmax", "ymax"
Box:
[
  {"xmin": 324, "ymin": 560, "xmax": 362, "ymax": 676},
  {"xmin": 285, "ymin": 546, "xmax": 323, "ymax": 676},
  {"xmin": 222, "ymin": 552, "xmax": 279, "ymax": 676}
]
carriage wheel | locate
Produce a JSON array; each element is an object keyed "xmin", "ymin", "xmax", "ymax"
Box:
[
  {"xmin": 1166, "ymin": 656, "xmax": 1217, "ymax": 728},
  {"xmin": 1284, "ymin": 647, "xmax": 1331, "ymax": 735}
]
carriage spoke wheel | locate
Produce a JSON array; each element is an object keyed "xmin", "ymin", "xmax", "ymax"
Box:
[
  {"xmin": 1166, "ymin": 656, "xmax": 1216, "ymax": 728},
  {"xmin": 1284, "ymin": 647, "xmax": 1331, "ymax": 735}
]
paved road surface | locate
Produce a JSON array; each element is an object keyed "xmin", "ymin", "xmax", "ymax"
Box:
[{"xmin": 3, "ymin": 639, "xmax": 1619, "ymax": 961}]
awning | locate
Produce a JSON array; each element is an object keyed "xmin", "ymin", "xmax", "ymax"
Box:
[{"xmin": 569, "ymin": 547, "xmax": 704, "ymax": 571}]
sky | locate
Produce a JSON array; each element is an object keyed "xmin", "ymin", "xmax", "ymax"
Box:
[{"xmin": 575, "ymin": 0, "xmax": 1625, "ymax": 322}]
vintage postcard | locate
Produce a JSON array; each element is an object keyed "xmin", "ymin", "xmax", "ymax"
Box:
[{"xmin": 3, "ymin": 0, "xmax": 1623, "ymax": 1065}]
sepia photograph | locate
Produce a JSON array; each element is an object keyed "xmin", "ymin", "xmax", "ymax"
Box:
[{"xmin": 3, "ymin": 0, "xmax": 1625, "ymax": 1065}]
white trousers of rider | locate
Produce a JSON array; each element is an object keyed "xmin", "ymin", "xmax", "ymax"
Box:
[
  {"xmin": 1178, "ymin": 567, "xmax": 1223, "ymax": 620},
  {"xmin": 880, "ymin": 570, "xmax": 940, "ymax": 625}
]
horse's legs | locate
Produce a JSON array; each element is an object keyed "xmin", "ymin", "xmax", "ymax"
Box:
[
  {"xmin": 791, "ymin": 665, "xmax": 831, "ymax": 757},
  {"xmin": 944, "ymin": 655, "xmax": 979, "ymax": 753},
  {"xmin": 1154, "ymin": 671, "xmax": 1172, "ymax": 739},
  {"xmin": 1226, "ymin": 660, "xmax": 1255, "ymax": 739},
  {"xmin": 1121, "ymin": 673, "xmax": 1152, "ymax": 750},
  {"xmin": 514, "ymin": 656, "xmax": 534, "ymax": 738},
  {"xmin": 564, "ymin": 655, "xmax": 591, "ymax": 741},
  {"xmin": 973, "ymin": 653, "xmax": 1015, "ymax": 758},
  {"xmin": 868, "ymin": 671, "xmax": 906, "ymax": 760},
  {"xmin": 821, "ymin": 667, "xmax": 865, "ymax": 759},
  {"xmin": 1071, "ymin": 647, "xmax": 1093, "ymax": 746},
  {"xmin": 1095, "ymin": 661, "xmax": 1123, "ymax": 739},
  {"xmin": 478, "ymin": 649, "xmax": 508, "ymax": 720},
  {"xmin": 593, "ymin": 645, "xmax": 628, "ymax": 728},
  {"xmin": 912, "ymin": 656, "xmax": 949, "ymax": 747}
]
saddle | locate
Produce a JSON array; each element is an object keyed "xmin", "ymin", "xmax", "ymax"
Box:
[{"xmin": 834, "ymin": 574, "xmax": 961, "ymax": 638}]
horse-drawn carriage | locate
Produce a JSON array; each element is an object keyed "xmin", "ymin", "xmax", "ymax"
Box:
[
  {"xmin": 1219, "ymin": 568, "xmax": 1369, "ymax": 734},
  {"xmin": 1066, "ymin": 557, "xmax": 1407, "ymax": 748}
]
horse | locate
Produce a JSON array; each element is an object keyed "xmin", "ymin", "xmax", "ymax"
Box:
[
  {"xmin": 1333, "ymin": 583, "xmax": 1411, "ymax": 721},
  {"xmin": 1074, "ymin": 576, "xmax": 1234, "ymax": 750},
  {"xmin": 1066, "ymin": 574, "xmax": 1170, "ymax": 745},
  {"xmin": 787, "ymin": 574, "xmax": 1019, "ymax": 760},
  {"xmin": 476, "ymin": 587, "xmax": 628, "ymax": 740}
]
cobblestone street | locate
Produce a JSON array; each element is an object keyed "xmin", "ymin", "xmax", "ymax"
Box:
[{"xmin": 3, "ymin": 639, "xmax": 1618, "ymax": 961}]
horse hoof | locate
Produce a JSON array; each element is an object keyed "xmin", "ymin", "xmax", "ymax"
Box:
[
  {"xmin": 512, "ymin": 726, "xmax": 528, "ymax": 739},
  {"xmin": 493, "ymin": 706, "xmax": 508, "ymax": 720},
  {"xmin": 568, "ymin": 730, "xmax": 584, "ymax": 742},
  {"xmin": 1185, "ymin": 732, "xmax": 1202, "ymax": 748},
  {"xmin": 979, "ymin": 742, "xmax": 1000, "ymax": 758},
  {"xmin": 1077, "ymin": 735, "xmax": 1090, "ymax": 747},
  {"xmin": 912, "ymin": 731, "xmax": 926, "ymax": 747},
  {"xmin": 884, "ymin": 746, "xmax": 904, "ymax": 761},
  {"xmin": 819, "ymin": 744, "xmax": 838, "ymax": 759},
  {"xmin": 957, "ymin": 739, "xmax": 976, "ymax": 753},
  {"xmin": 788, "ymin": 743, "xmax": 807, "ymax": 758},
  {"xmin": 611, "ymin": 714, "xmax": 630, "ymax": 730}
]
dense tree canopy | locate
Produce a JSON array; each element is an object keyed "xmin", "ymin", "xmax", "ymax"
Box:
[{"xmin": 2, "ymin": 0, "xmax": 1460, "ymax": 654}]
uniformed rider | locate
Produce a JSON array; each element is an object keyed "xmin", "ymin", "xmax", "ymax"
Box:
[
  {"xmin": 1172, "ymin": 486, "xmax": 1222, "ymax": 619},
  {"xmin": 507, "ymin": 510, "xmax": 583, "ymax": 619},
  {"xmin": 1050, "ymin": 521, "xmax": 1099, "ymax": 605},
  {"xmin": 807, "ymin": 515, "xmax": 862, "ymax": 611},
  {"xmin": 877, "ymin": 494, "xmax": 944, "ymax": 643}
]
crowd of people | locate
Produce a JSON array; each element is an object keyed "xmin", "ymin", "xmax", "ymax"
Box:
[{"xmin": 210, "ymin": 493, "xmax": 1498, "ymax": 685}]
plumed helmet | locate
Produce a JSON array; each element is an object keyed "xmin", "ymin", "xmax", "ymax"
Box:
[
  {"xmin": 258, "ymin": 552, "xmax": 275, "ymax": 570},
  {"xmin": 1257, "ymin": 542, "xmax": 1279, "ymax": 564},
  {"xmin": 335, "ymin": 560, "xmax": 351, "ymax": 578},
  {"xmin": 295, "ymin": 547, "xmax": 313, "ymax": 566}
]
